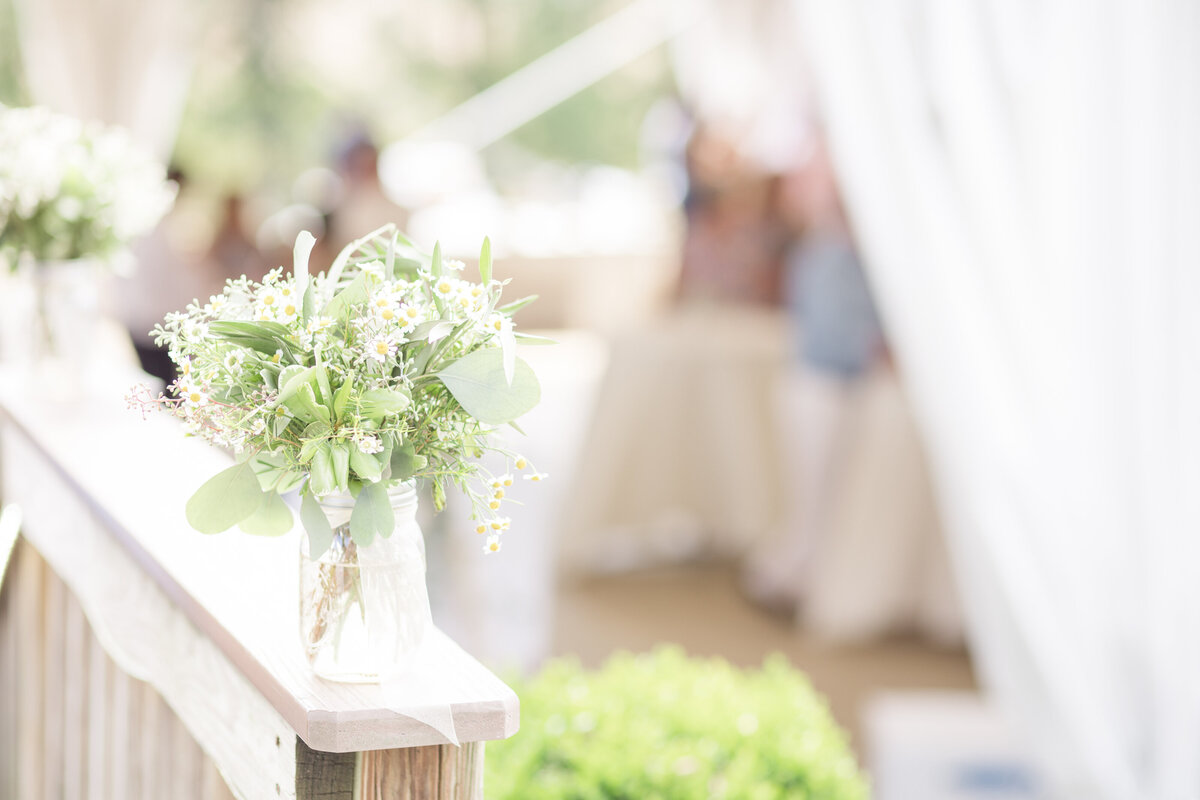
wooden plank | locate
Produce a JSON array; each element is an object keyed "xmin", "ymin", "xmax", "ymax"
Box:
[
  {"xmin": 139, "ymin": 679, "xmax": 161, "ymax": 800},
  {"xmin": 87, "ymin": 627, "xmax": 111, "ymax": 800},
  {"xmin": 0, "ymin": 504, "xmax": 19, "ymax": 587},
  {"xmin": 200, "ymin": 759, "xmax": 238, "ymax": 800},
  {"xmin": 109, "ymin": 665, "xmax": 133, "ymax": 800},
  {"xmin": 441, "ymin": 742, "xmax": 484, "ymax": 800},
  {"xmin": 350, "ymin": 743, "xmax": 483, "ymax": 800},
  {"xmin": 63, "ymin": 592, "xmax": 90, "ymax": 799},
  {"xmin": 2, "ymin": 436, "xmax": 300, "ymax": 800},
  {"xmin": 171, "ymin": 714, "xmax": 206, "ymax": 800},
  {"xmin": 0, "ymin": 541, "xmax": 18, "ymax": 800},
  {"xmin": 295, "ymin": 738, "xmax": 355, "ymax": 800},
  {"xmin": 42, "ymin": 563, "xmax": 66, "ymax": 800},
  {"xmin": 14, "ymin": 541, "xmax": 45, "ymax": 800}
]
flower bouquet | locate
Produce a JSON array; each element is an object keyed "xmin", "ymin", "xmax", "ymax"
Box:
[
  {"xmin": 0, "ymin": 105, "xmax": 176, "ymax": 366},
  {"xmin": 131, "ymin": 225, "xmax": 544, "ymax": 680}
]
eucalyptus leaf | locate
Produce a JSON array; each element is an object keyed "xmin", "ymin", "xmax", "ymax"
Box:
[
  {"xmin": 185, "ymin": 462, "xmax": 265, "ymax": 534},
  {"xmin": 298, "ymin": 420, "xmax": 332, "ymax": 463},
  {"xmin": 425, "ymin": 320, "xmax": 457, "ymax": 343},
  {"xmin": 331, "ymin": 440, "xmax": 351, "ymax": 492},
  {"xmin": 251, "ymin": 453, "xmax": 306, "ymax": 494},
  {"xmin": 498, "ymin": 295, "xmax": 538, "ymax": 315},
  {"xmin": 332, "ymin": 378, "xmax": 353, "ymax": 422},
  {"xmin": 359, "ymin": 388, "xmax": 411, "ymax": 421},
  {"xmin": 438, "ymin": 349, "xmax": 540, "ymax": 424},
  {"xmin": 349, "ymin": 447, "xmax": 384, "ymax": 482},
  {"xmin": 326, "ymin": 223, "xmax": 395, "ymax": 289},
  {"xmin": 309, "ymin": 444, "xmax": 338, "ymax": 496},
  {"xmin": 271, "ymin": 412, "xmax": 292, "ymax": 437},
  {"xmin": 350, "ymin": 482, "xmax": 394, "ymax": 546},
  {"xmin": 300, "ymin": 492, "xmax": 334, "ymax": 558},
  {"xmin": 315, "ymin": 363, "xmax": 334, "ymax": 409},
  {"xmin": 293, "ymin": 231, "xmax": 316, "ymax": 321},
  {"xmin": 479, "ymin": 237, "xmax": 492, "ymax": 284},
  {"xmin": 388, "ymin": 443, "xmax": 427, "ymax": 480},
  {"xmin": 275, "ymin": 365, "xmax": 313, "ymax": 405},
  {"xmin": 431, "ymin": 241, "xmax": 443, "ymax": 278},
  {"xmin": 209, "ymin": 320, "xmax": 295, "ymax": 359},
  {"xmin": 283, "ymin": 382, "xmax": 327, "ymax": 426},
  {"xmin": 513, "ymin": 331, "xmax": 558, "ymax": 345},
  {"xmin": 238, "ymin": 491, "xmax": 294, "ymax": 537},
  {"xmin": 322, "ymin": 271, "xmax": 371, "ymax": 319}
]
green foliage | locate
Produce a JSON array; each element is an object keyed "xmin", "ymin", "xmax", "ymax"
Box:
[
  {"xmin": 0, "ymin": 106, "xmax": 175, "ymax": 267},
  {"xmin": 169, "ymin": 0, "xmax": 674, "ymax": 195},
  {"xmin": 140, "ymin": 225, "xmax": 544, "ymax": 551},
  {"xmin": 487, "ymin": 648, "xmax": 869, "ymax": 800},
  {"xmin": 0, "ymin": 0, "xmax": 25, "ymax": 107}
]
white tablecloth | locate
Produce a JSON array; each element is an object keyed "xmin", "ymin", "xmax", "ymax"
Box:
[{"xmin": 559, "ymin": 304, "xmax": 963, "ymax": 644}]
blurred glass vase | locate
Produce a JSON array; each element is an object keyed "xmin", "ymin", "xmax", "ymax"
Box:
[
  {"xmin": 0, "ymin": 259, "xmax": 105, "ymax": 382},
  {"xmin": 300, "ymin": 482, "xmax": 432, "ymax": 683}
]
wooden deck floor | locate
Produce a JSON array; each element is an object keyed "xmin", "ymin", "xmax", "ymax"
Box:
[{"xmin": 550, "ymin": 563, "xmax": 977, "ymax": 754}]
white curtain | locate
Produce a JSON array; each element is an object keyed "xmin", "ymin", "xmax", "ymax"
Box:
[
  {"xmin": 798, "ymin": 1, "xmax": 1200, "ymax": 797},
  {"xmin": 13, "ymin": 0, "xmax": 200, "ymax": 159}
]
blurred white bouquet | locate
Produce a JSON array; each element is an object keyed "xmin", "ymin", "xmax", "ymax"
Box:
[{"xmin": 0, "ymin": 105, "xmax": 176, "ymax": 269}]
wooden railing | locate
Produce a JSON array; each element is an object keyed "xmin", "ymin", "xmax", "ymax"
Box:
[{"xmin": 0, "ymin": 370, "xmax": 518, "ymax": 800}]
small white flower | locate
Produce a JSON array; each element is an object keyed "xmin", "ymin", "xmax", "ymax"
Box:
[
  {"xmin": 277, "ymin": 299, "xmax": 300, "ymax": 323},
  {"xmin": 434, "ymin": 277, "xmax": 456, "ymax": 298},
  {"xmin": 445, "ymin": 258, "xmax": 466, "ymax": 272},
  {"xmin": 306, "ymin": 316, "xmax": 334, "ymax": 335},
  {"xmin": 488, "ymin": 517, "xmax": 512, "ymax": 532},
  {"xmin": 204, "ymin": 295, "xmax": 228, "ymax": 315},
  {"xmin": 257, "ymin": 287, "xmax": 279, "ymax": 309},
  {"xmin": 180, "ymin": 384, "xmax": 208, "ymax": 408},
  {"xmin": 366, "ymin": 335, "xmax": 397, "ymax": 363},
  {"xmin": 484, "ymin": 313, "xmax": 511, "ymax": 336},
  {"xmin": 398, "ymin": 302, "xmax": 424, "ymax": 326},
  {"xmin": 524, "ymin": 472, "xmax": 549, "ymax": 482},
  {"xmin": 183, "ymin": 321, "xmax": 210, "ymax": 341},
  {"xmin": 355, "ymin": 433, "xmax": 384, "ymax": 455},
  {"xmin": 482, "ymin": 534, "xmax": 502, "ymax": 554}
]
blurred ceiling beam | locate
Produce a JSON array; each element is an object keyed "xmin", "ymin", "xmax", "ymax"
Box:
[{"xmin": 406, "ymin": 0, "xmax": 692, "ymax": 150}]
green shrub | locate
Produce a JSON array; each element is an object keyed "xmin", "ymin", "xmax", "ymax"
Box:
[{"xmin": 486, "ymin": 647, "xmax": 869, "ymax": 800}]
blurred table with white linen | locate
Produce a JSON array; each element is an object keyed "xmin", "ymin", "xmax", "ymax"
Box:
[{"xmin": 558, "ymin": 303, "xmax": 963, "ymax": 644}]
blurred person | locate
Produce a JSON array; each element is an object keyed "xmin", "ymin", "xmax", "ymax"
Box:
[
  {"xmin": 117, "ymin": 169, "xmax": 225, "ymax": 386},
  {"xmin": 740, "ymin": 135, "xmax": 885, "ymax": 615},
  {"xmin": 676, "ymin": 125, "xmax": 789, "ymax": 306},
  {"xmin": 324, "ymin": 128, "xmax": 408, "ymax": 252},
  {"xmin": 208, "ymin": 194, "xmax": 267, "ymax": 283}
]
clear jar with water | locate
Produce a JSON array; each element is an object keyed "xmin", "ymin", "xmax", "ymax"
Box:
[{"xmin": 299, "ymin": 482, "xmax": 431, "ymax": 683}]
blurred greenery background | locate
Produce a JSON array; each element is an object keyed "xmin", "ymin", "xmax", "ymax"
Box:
[{"xmin": 0, "ymin": 0, "xmax": 675, "ymax": 198}]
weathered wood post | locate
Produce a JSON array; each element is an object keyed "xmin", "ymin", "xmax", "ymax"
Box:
[{"xmin": 0, "ymin": 374, "xmax": 519, "ymax": 800}]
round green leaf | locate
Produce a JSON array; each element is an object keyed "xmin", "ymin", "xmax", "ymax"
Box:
[
  {"xmin": 300, "ymin": 492, "xmax": 334, "ymax": 557},
  {"xmin": 437, "ymin": 349, "xmax": 540, "ymax": 424},
  {"xmin": 185, "ymin": 462, "xmax": 265, "ymax": 534},
  {"xmin": 238, "ymin": 491, "xmax": 294, "ymax": 537},
  {"xmin": 350, "ymin": 482, "xmax": 394, "ymax": 547}
]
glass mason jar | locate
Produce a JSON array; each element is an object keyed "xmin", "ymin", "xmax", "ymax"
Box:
[
  {"xmin": 299, "ymin": 482, "xmax": 431, "ymax": 683},
  {"xmin": 1, "ymin": 259, "xmax": 101, "ymax": 370}
]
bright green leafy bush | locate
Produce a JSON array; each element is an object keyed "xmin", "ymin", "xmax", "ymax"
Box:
[{"xmin": 487, "ymin": 647, "xmax": 869, "ymax": 800}]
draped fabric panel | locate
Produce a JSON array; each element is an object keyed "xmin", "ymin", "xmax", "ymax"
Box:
[
  {"xmin": 13, "ymin": 0, "xmax": 200, "ymax": 159},
  {"xmin": 798, "ymin": 1, "xmax": 1200, "ymax": 796}
]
